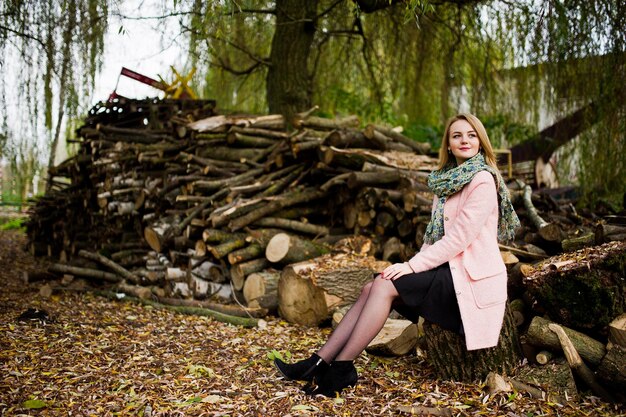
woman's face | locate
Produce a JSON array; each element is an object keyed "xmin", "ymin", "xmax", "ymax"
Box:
[{"xmin": 448, "ymin": 119, "xmax": 480, "ymax": 165}]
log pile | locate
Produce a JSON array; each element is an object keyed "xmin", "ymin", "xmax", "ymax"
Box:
[{"xmin": 27, "ymin": 98, "xmax": 437, "ymax": 310}]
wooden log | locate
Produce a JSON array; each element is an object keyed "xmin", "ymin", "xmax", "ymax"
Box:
[
  {"xmin": 208, "ymin": 237, "xmax": 247, "ymax": 259},
  {"xmin": 192, "ymin": 168, "xmax": 264, "ymax": 192},
  {"xmin": 117, "ymin": 282, "xmax": 153, "ymax": 299},
  {"xmin": 243, "ymin": 270, "xmax": 280, "ymax": 311},
  {"xmin": 99, "ymin": 290, "xmax": 259, "ymax": 327},
  {"xmin": 382, "ymin": 237, "xmax": 404, "ymax": 263},
  {"xmin": 166, "ymin": 267, "xmax": 188, "ymax": 282},
  {"xmin": 422, "ymin": 304, "xmax": 522, "ymax": 382},
  {"xmin": 504, "ymin": 372, "xmax": 564, "ymax": 404},
  {"xmin": 265, "ymin": 233, "xmax": 327, "ymax": 264},
  {"xmin": 48, "ymin": 263, "xmax": 121, "ymax": 283},
  {"xmin": 226, "ymin": 131, "xmax": 277, "ymax": 147},
  {"xmin": 252, "ymin": 217, "xmax": 329, "ymax": 236},
  {"xmin": 509, "ymin": 298, "xmax": 526, "ymax": 327},
  {"xmin": 365, "ymin": 318, "xmax": 418, "ymax": 356},
  {"xmin": 202, "ymin": 228, "xmax": 246, "ymax": 243},
  {"xmin": 498, "ymin": 244, "xmax": 548, "ymax": 260},
  {"xmin": 597, "ymin": 345, "xmax": 626, "ymax": 398},
  {"xmin": 347, "ymin": 171, "xmax": 400, "ymax": 189},
  {"xmin": 257, "ymin": 166, "xmax": 305, "ymax": 198},
  {"xmin": 228, "ymin": 188, "xmax": 326, "ymax": 231},
  {"xmin": 189, "ymin": 258, "xmax": 226, "ymax": 283},
  {"xmin": 525, "ymin": 316, "xmax": 606, "ymax": 366},
  {"xmin": 227, "ymin": 244, "xmax": 264, "ymax": 265},
  {"xmin": 324, "ymin": 129, "xmax": 377, "ymax": 149},
  {"xmin": 277, "ymin": 254, "xmax": 389, "ymax": 326},
  {"xmin": 230, "ymin": 258, "xmax": 270, "ymax": 291},
  {"xmin": 364, "ymin": 124, "xmax": 431, "ymax": 155},
  {"xmin": 608, "ymin": 313, "xmax": 626, "ymax": 348},
  {"xmin": 78, "ymin": 249, "xmax": 140, "ymax": 284},
  {"xmin": 228, "ymin": 125, "xmax": 290, "ymax": 139},
  {"xmin": 293, "ymin": 114, "xmax": 359, "ymax": 130},
  {"xmin": 596, "ymin": 223, "xmax": 626, "ymax": 243},
  {"xmin": 197, "ymin": 145, "xmax": 264, "ymax": 162},
  {"xmin": 536, "ymin": 350, "xmax": 554, "ymax": 365},
  {"xmin": 521, "ymin": 184, "xmax": 563, "ymax": 243},
  {"xmin": 548, "ymin": 323, "xmax": 616, "ymax": 402},
  {"xmin": 155, "ymin": 296, "xmax": 267, "ymax": 318},
  {"xmin": 561, "ymin": 232, "xmax": 596, "ymax": 252}
]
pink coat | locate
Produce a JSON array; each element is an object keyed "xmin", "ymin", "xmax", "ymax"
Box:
[{"xmin": 407, "ymin": 170, "xmax": 507, "ymax": 350}]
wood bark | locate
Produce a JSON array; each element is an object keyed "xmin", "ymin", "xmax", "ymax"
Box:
[
  {"xmin": 243, "ymin": 271, "xmax": 280, "ymax": 311},
  {"xmin": 422, "ymin": 304, "xmax": 522, "ymax": 382},
  {"xmin": 597, "ymin": 346, "xmax": 626, "ymax": 399},
  {"xmin": 277, "ymin": 254, "xmax": 389, "ymax": 326},
  {"xmin": 523, "ymin": 240, "xmax": 626, "ymax": 331},
  {"xmin": 265, "ymin": 233, "xmax": 327, "ymax": 264},
  {"xmin": 548, "ymin": 323, "xmax": 615, "ymax": 402},
  {"xmin": 525, "ymin": 316, "xmax": 606, "ymax": 366}
]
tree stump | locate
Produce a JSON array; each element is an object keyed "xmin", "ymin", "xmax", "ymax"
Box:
[
  {"xmin": 423, "ymin": 304, "xmax": 522, "ymax": 382},
  {"xmin": 523, "ymin": 240, "xmax": 626, "ymax": 332}
]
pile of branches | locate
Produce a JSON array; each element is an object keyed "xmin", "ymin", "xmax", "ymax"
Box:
[{"xmin": 26, "ymin": 99, "xmax": 439, "ymax": 307}]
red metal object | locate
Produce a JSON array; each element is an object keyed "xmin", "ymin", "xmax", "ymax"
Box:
[
  {"xmin": 107, "ymin": 67, "xmax": 166, "ymax": 102},
  {"xmin": 119, "ymin": 67, "xmax": 166, "ymax": 90}
]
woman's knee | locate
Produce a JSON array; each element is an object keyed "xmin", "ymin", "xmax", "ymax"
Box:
[
  {"xmin": 370, "ymin": 277, "xmax": 399, "ymax": 298},
  {"xmin": 360, "ymin": 281, "xmax": 374, "ymax": 297}
]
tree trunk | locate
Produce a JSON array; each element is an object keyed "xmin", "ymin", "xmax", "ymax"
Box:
[
  {"xmin": 422, "ymin": 304, "xmax": 522, "ymax": 382},
  {"xmin": 266, "ymin": 0, "xmax": 318, "ymax": 121}
]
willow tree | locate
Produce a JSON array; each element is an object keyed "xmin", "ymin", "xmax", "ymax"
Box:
[
  {"xmin": 0, "ymin": 0, "xmax": 109, "ymax": 194},
  {"xmin": 158, "ymin": 0, "xmax": 626, "ymax": 204},
  {"xmin": 1, "ymin": 0, "xmax": 624, "ymax": 204}
]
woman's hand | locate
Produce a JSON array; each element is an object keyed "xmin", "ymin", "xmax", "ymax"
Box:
[{"xmin": 380, "ymin": 262, "xmax": 413, "ymax": 280}]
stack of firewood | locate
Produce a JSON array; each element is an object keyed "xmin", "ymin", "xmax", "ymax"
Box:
[{"xmin": 27, "ymin": 99, "xmax": 441, "ymax": 305}]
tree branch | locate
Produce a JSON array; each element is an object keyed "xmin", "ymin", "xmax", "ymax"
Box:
[
  {"xmin": 318, "ymin": 0, "xmax": 344, "ymax": 19},
  {"xmin": 0, "ymin": 24, "xmax": 46, "ymax": 49},
  {"xmin": 207, "ymin": 34, "xmax": 271, "ymax": 67}
]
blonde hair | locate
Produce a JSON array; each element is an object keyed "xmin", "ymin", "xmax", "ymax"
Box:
[{"xmin": 438, "ymin": 113, "xmax": 499, "ymax": 171}]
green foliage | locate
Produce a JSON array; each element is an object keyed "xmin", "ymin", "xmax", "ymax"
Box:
[
  {"xmin": 2, "ymin": 0, "xmax": 625, "ymax": 207},
  {"xmin": 481, "ymin": 115, "xmax": 536, "ymax": 148},
  {"xmin": 0, "ymin": 217, "xmax": 26, "ymax": 231}
]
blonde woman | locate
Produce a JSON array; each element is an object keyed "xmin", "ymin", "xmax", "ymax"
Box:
[{"xmin": 274, "ymin": 114, "xmax": 520, "ymax": 396}]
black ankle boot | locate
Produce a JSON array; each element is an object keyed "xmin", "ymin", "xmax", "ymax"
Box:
[
  {"xmin": 306, "ymin": 360, "xmax": 358, "ymax": 397},
  {"xmin": 274, "ymin": 353, "xmax": 329, "ymax": 382}
]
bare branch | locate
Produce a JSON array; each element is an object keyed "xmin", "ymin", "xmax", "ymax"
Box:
[
  {"xmin": 207, "ymin": 34, "xmax": 271, "ymax": 67},
  {"xmin": 210, "ymin": 58, "xmax": 263, "ymax": 76},
  {"xmin": 318, "ymin": 0, "xmax": 344, "ymax": 19},
  {"xmin": 0, "ymin": 24, "xmax": 46, "ymax": 49}
]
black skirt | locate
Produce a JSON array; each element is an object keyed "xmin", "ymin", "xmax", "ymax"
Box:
[{"xmin": 391, "ymin": 262, "xmax": 464, "ymax": 334}]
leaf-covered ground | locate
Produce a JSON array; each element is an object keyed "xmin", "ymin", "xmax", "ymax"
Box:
[{"xmin": 1, "ymin": 229, "xmax": 624, "ymax": 416}]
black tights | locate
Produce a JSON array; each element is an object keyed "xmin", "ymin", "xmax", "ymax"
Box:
[{"xmin": 316, "ymin": 277, "xmax": 400, "ymax": 362}]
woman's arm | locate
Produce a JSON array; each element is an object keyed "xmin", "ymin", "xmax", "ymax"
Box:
[{"xmin": 407, "ymin": 171, "xmax": 497, "ymax": 274}]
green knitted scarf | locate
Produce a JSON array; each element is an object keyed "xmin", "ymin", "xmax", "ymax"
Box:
[{"xmin": 424, "ymin": 153, "xmax": 520, "ymax": 245}]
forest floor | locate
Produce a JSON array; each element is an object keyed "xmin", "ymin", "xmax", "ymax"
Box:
[{"xmin": 1, "ymin": 229, "xmax": 625, "ymax": 417}]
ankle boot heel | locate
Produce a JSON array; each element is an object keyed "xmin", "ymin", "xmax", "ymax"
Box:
[{"xmin": 274, "ymin": 353, "xmax": 329, "ymax": 382}]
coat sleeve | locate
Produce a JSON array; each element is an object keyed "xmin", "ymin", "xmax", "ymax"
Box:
[{"xmin": 408, "ymin": 171, "xmax": 497, "ymax": 273}]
